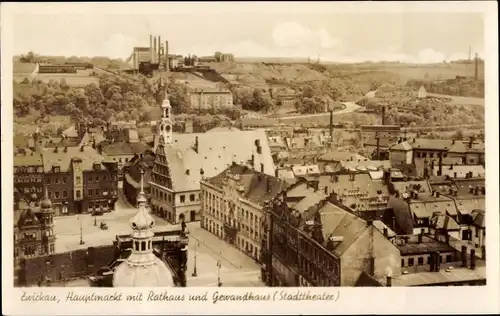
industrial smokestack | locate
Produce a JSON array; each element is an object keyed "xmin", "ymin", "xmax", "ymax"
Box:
[
  {"xmin": 382, "ymin": 106, "xmax": 386, "ymax": 125},
  {"xmin": 153, "ymin": 37, "xmax": 158, "ymax": 64},
  {"xmin": 329, "ymin": 110, "xmax": 333, "ymax": 142},
  {"xmin": 150, "ymin": 35, "xmax": 153, "ymax": 63},
  {"xmin": 474, "ymin": 53, "xmax": 479, "ymax": 80},
  {"xmin": 468, "ymin": 46, "xmax": 471, "ymax": 62},
  {"xmin": 165, "ymin": 40, "xmax": 170, "ymax": 72},
  {"xmin": 158, "ymin": 36, "xmax": 162, "ymax": 65}
]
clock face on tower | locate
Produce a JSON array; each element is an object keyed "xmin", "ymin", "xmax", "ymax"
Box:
[{"xmin": 165, "ymin": 125, "xmax": 171, "ymax": 132}]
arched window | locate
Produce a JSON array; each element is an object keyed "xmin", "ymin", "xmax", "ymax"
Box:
[{"xmin": 141, "ymin": 241, "xmax": 146, "ymax": 251}]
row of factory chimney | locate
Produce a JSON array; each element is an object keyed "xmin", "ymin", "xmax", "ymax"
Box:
[{"xmin": 149, "ymin": 34, "xmax": 169, "ymax": 71}]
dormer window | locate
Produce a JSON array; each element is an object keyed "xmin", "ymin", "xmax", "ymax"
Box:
[
  {"xmin": 93, "ymin": 163, "xmax": 101, "ymax": 171},
  {"xmin": 53, "ymin": 166, "xmax": 60, "ymax": 173}
]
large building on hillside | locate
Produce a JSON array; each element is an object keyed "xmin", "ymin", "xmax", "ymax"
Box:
[
  {"xmin": 188, "ymin": 87, "xmax": 234, "ymax": 109},
  {"xmin": 149, "ymin": 91, "xmax": 275, "ymax": 224},
  {"xmin": 14, "ymin": 148, "xmax": 45, "ymax": 200},
  {"xmin": 200, "ymin": 164, "xmax": 288, "ymax": 262}
]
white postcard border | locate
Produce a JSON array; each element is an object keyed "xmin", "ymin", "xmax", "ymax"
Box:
[{"xmin": 2, "ymin": 2, "xmax": 499, "ymax": 315}]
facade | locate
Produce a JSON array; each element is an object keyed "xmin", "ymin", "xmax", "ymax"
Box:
[
  {"xmin": 262, "ymin": 189, "xmax": 401, "ymax": 287},
  {"xmin": 188, "ymin": 87, "xmax": 234, "ymax": 109},
  {"xmin": 14, "ymin": 192, "xmax": 56, "ymax": 261},
  {"xmin": 150, "ymin": 92, "xmax": 275, "ymax": 224},
  {"xmin": 277, "ymin": 94, "xmax": 298, "ymax": 107},
  {"xmin": 200, "ymin": 164, "xmax": 288, "ymax": 262},
  {"xmin": 360, "ymin": 125, "xmax": 402, "ymax": 150},
  {"xmin": 14, "ymin": 148, "xmax": 44, "ymax": 201},
  {"xmin": 41, "ymin": 146, "xmax": 119, "ymax": 215}
]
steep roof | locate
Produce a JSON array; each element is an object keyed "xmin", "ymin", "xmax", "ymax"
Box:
[
  {"xmin": 161, "ymin": 130, "xmax": 275, "ymax": 192},
  {"xmin": 327, "ymin": 210, "xmax": 369, "ymax": 257},
  {"xmin": 430, "ymin": 213, "xmax": 460, "ymax": 230},
  {"xmin": 292, "ymin": 191, "xmax": 328, "ymax": 213},
  {"xmin": 471, "ymin": 209, "xmax": 485, "ymax": 228},
  {"xmin": 389, "ymin": 141, "xmax": 412, "ymax": 151},
  {"xmin": 14, "ymin": 150, "xmax": 43, "ymax": 167},
  {"xmin": 102, "ymin": 141, "xmax": 150, "ymax": 156},
  {"xmin": 41, "ymin": 146, "xmax": 105, "ymax": 172}
]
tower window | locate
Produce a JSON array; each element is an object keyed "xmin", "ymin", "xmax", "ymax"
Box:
[{"xmin": 141, "ymin": 241, "xmax": 146, "ymax": 251}]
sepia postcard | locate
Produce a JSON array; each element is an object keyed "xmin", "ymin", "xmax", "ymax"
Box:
[{"xmin": 1, "ymin": 1, "xmax": 499, "ymax": 315}]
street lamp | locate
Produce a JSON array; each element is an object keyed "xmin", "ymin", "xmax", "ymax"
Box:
[
  {"xmin": 217, "ymin": 260, "xmax": 222, "ymax": 287},
  {"xmin": 192, "ymin": 242, "xmax": 199, "ymax": 277},
  {"xmin": 79, "ymin": 216, "xmax": 85, "ymax": 245}
]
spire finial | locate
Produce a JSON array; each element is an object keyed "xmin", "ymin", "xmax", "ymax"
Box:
[{"xmin": 140, "ymin": 168, "xmax": 145, "ymax": 194}]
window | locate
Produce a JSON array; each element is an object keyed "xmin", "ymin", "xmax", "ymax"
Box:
[
  {"xmin": 63, "ymin": 191, "xmax": 67, "ymax": 198},
  {"xmin": 180, "ymin": 195, "xmax": 186, "ymax": 203},
  {"xmin": 446, "ymin": 255, "xmax": 452, "ymax": 263},
  {"xmin": 76, "ymin": 190, "xmax": 81, "ymax": 198},
  {"xmin": 88, "ymin": 189, "xmax": 93, "ymax": 196},
  {"xmin": 55, "ymin": 191, "xmax": 60, "ymax": 199},
  {"xmin": 475, "ymin": 228, "xmax": 479, "ymax": 238},
  {"xmin": 89, "ymin": 176, "xmax": 93, "ymax": 182},
  {"xmin": 50, "ymin": 244, "xmax": 54, "ymax": 253},
  {"xmin": 96, "ymin": 189, "xmax": 100, "ymax": 196},
  {"xmin": 96, "ymin": 175, "xmax": 100, "ymax": 182},
  {"xmin": 418, "ymin": 257, "xmax": 424, "ymax": 265},
  {"xmin": 408, "ymin": 258, "xmax": 414, "ymax": 266},
  {"xmin": 190, "ymin": 194, "xmax": 196, "ymax": 202},
  {"xmin": 141, "ymin": 241, "xmax": 146, "ymax": 251},
  {"xmin": 401, "ymin": 259, "xmax": 405, "ymax": 267},
  {"xmin": 55, "ymin": 177, "xmax": 60, "ymax": 184},
  {"xmin": 62, "ymin": 177, "xmax": 67, "ymax": 184},
  {"xmin": 47, "ymin": 178, "xmax": 51, "ymax": 184},
  {"xmin": 76, "ymin": 176, "xmax": 81, "ymax": 185}
]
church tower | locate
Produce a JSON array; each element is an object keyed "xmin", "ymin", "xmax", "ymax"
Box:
[
  {"xmin": 38, "ymin": 188, "xmax": 56, "ymax": 255},
  {"xmin": 153, "ymin": 78, "xmax": 173, "ymax": 151}
]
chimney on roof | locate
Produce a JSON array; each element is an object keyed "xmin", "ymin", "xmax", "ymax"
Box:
[
  {"xmin": 474, "ymin": 53, "xmax": 479, "ymax": 80},
  {"xmin": 63, "ymin": 146, "xmax": 68, "ymax": 153},
  {"xmin": 470, "ymin": 249, "xmax": 476, "ymax": 270},
  {"xmin": 185, "ymin": 169, "xmax": 190, "ymax": 176},
  {"xmin": 324, "ymin": 186, "xmax": 328, "ymax": 195},
  {"xmin": 461, "ymin": 245, "xmax": 467, "ymax": 267},
  {"xmin": 435, "ymin": 191, "xmax": 440, "ymax": 198},
  {"xmin": 274, "ymin": 169, "xmax": 278, "ymax": 178},
  {"xmin": 54, "ymin": 147, "xmax": 58, "ymax": 153},
  {"xmin": 266, "ymin": 177, "xmax": 272, "ymax": 193},
  {"xmin": 158, "ymin": 35, "xmax": 161, "ymax": 64},
  {"xmin": 386, "ymin": 275, "xmax": 392, "ymax": 287},
  {"xmin": 449, "ymin": 164, "xmax": 454, "ymax": 170},
  {"xmin": 418, "ymin": 229, "xmax": 423, "ymax": 243},
  {"xmin": 80, "ymin": 145, "xmax": 84, "ymax": 152},
  {"xmin": 260, "ymin": 163, "xmax": 264, "ymax": 173},
  {"xmin": 383, "ymin": 227, "xmax": 388, "ymax": 238},
  {"xmin": 366, "ymin": 219, "xmax": 373, "ymax": 226},
  {"xmin": 469, "ymin": 137, "xmax": 474, "ymax": 148},
  {"xmin": 153, "ymin": 36, "xmax": 157, "ymax": 64},
  {"xmin": 474, "ymin": 186, "xmax": 480, "ymax": 195}
]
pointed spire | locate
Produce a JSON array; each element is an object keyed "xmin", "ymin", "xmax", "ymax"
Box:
[{"xmin": 136, "ymin": 168, "xmax": 148, "ymax": 206}]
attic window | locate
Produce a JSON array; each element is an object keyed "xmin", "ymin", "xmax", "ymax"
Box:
[
  {"xmin": 93, "ymin": 163, "xmax": 101, "ymax": 170},
  {"xmin": 200, "ymin": 169, "xmax": 204, "ymax": 175},
  {"xmin": 186, "ymin": 169, "xmax": 190, "ymax": 175}
]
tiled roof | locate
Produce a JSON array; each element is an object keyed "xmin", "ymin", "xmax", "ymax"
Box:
[
  {"xmin": 292, "ymin": 164, "xmax": 321, "ymax": 176},
  {"xmin": 14, "ymin": 150, "xmax": 43, "ymax": 166},
  {"xmin": 396, "ymin": 235, "xmax": 455, "ymax": 255},
  {"xmin": 433, "ymin": 165, "xmax": 485, "ymax": 178},
  {"xmin": 373, "ymin": 220, "xmax": 396, "ymax": 238},
  {"xmin": 318, "ymin": 203, "xmax": 351, "ymax": 241},
  {"xmin": 387, "ymin": 196, "xmax": 414, "ymax": 234},
  {"xmin": 124, "ymin": 155, "xmax": 155, "ymax": 189},
  {"xmin": 17, "ymin": 208, "xmax": 40, "ymax": 227},
  {"xmin": 392, "ymin": 180, "xmax": 432, "ymax": 195},
  {"xmin": 455, "ymin": 198, "xmax": 485, "ymax": 215},
  {"xmin": 453, "ymin": 179, "xmax": 486, "ymax": 197},
  {"xmin": 341, "ymin": 160, "xmax": 391, "ymax": 172},
  {"xmin": 292, "ymin": 191, "xmax": 328, "ymax": 213},
  {"xmin": 102, "ymin": 141, "xmax": 150, "ymax": 156},
  {"xmin": 161, "ymin": 130, "xmax": 275, "ymax": 192},
  {"xmin": 41, "ymin": 146, "xmax": 105, "ymax": 172},
  {"xmin": 325, "ymin": 209, "xmax": 369, "ymax": 257},
  {"xmin": 431, "ymin": 213, "xmax": 460, "ymax": 230},
  {"xmin": 406, "ymin": 139, "xmax": 485, "ymax": 153},
  {"xmin": 319, "ymin": 151, "xmax": 367, "ymax": 162},
  {"xmin": 471, "ymin": 209, "xmax": 485, "ymax": 228},
  {"xmin": 391, "ymin": 266, "xmax": 486, "ymax": 286},
  {"xmin": 389, "ymin": 141, "xmax": 412, "ymax": 151},
  {"xmin": 285, "ymin": 135, "xmax": 324, "ymax": 150},
  {"xmin": 285, "ymin": 182, "xmax": 315, "ymax": 199}
]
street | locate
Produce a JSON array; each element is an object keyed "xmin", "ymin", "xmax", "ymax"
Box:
[{"xmin": 53, "ymin": 192, "xmax": 264, "ymax": 287}]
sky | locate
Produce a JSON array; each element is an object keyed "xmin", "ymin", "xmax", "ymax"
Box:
[{"xmin": 8, "ymin": 2, "xmax": 485, "ymax": 63}]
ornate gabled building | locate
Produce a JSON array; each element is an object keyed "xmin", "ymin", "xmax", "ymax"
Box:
[
  {"xmin": 113, "ymin": 169, "xmax": 175, "ymax": 287},
  {"xmin": 14, "ymin": 189, "xmax": 56, "ymax": 261},
  {"xmin": 150, "ymin": 82, "xmax": 276, "ymax": 224}
]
